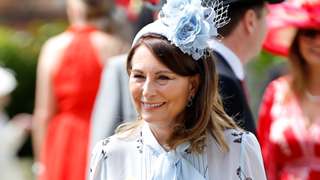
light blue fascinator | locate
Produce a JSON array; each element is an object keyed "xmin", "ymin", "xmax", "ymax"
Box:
[{"xmin": 132, "ymin": 0, "xmax": 229, "ymax": 60}]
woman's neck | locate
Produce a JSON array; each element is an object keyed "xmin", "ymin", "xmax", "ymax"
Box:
[
  {"xmin": 148, "ymin": 123, "xmax": 173, "ymax": 152},
  {"xmin": 307, "ymin": 67, "xmax": 320, "ymax": 95}
]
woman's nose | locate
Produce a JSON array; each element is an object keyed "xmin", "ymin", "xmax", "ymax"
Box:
[{"xmin": 142, "ymin": 78, "xmax": 157, "ymax": 98}]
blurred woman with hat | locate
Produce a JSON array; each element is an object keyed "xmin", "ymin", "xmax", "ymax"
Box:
[
  {"xmin": 0, "ymin": 67, "xmax": 32, "ymax": 180},
  {"xmin": 257, "ymin": 0, "xmax": 320, "ymax": 179}
]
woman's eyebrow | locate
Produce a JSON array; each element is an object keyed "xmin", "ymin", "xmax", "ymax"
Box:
[
  {"xmin": 132, "ymin": 69, "xmax": 143, "ymax": 73},
  {"xmin": 155, "ymin": 70, "xmax": 174, "ymax": 74}
]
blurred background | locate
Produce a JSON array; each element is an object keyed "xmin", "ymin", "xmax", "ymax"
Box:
[{"xmin": 0, "ymin": 0, "xmax": 286, "ymax": 179}]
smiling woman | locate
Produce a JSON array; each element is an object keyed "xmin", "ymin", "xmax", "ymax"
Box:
[
  {"xmin": 90, "ymin": 0, "xmax": 267, "ymax": 179},
  {"xmin": 127, "ymin": 34, "xmax": 209, "ymax": 152}
]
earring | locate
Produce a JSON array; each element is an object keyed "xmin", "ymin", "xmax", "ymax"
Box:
[{"xmin": 186, "ymin": 96, "xmax": 194, "ymax": 107}]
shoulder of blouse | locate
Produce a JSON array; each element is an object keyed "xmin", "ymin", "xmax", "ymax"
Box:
[
  {"xmin": 205, "ymin": 129, "xmax": 265, "ymax": 179},
  {"xmin": 261, "ymin": 75, "xmax": 292, "ymax": 102},
  {"xmin": 206, "ymin": 129, "xmax": 260, "ymax": 154},
  {"xmin": 91, "ymin": 129, "xmax": 140, "ymax": 156},
  {"xmin": 267, "ymin": 76, "xmax": 292, "ymax": 91}
]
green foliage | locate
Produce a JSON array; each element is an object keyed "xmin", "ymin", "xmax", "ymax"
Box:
[
  {"xmin": 0, "ymin": 19, "xmax": 68, "ymax": 156},
  {"xmin": 1, "ymin": 18, "xmax": 68, "ymax": 117},
  {"xmin": 245, "ymin": 50, "xmax": 288, "ymax": 119}
]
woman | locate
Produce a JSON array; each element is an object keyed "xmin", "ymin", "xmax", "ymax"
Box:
[
  {"xmin": 257, "ymin": 0, "xmax": 320, "ymax": 179},
  {"xmin": 90, "ymin": 0, "xmax": 266, "ymax": 179},
  {"xmin": 32, "ymin": 0, "xmax": 130, "ymax": 179}
]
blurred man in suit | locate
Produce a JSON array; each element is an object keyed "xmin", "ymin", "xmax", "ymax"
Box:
[{"xmin": 210, "ymin": 0, "xmax": 284, "ymax": 136}]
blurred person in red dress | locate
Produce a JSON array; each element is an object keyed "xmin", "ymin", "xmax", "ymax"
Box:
[
  {"xmin": 31, "ymin": 0, "xmax": 130, "ymax": 179},
  {"xmin": 257, "ymin": 0, "xmax": 320, "ymax": 179}
]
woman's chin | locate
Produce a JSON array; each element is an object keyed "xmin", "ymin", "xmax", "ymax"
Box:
[{"xmin": 141, "ymin": 116, "xmax": 162, "ymax": 123}]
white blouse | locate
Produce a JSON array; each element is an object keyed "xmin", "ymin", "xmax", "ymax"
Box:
[{"xmin": 90, "ymin": 122, "xmax": 266, "ymax": 180}]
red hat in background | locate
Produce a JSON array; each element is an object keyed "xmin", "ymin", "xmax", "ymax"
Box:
[{"xmin": 263, "ymin": 0, "xmax": 320, "ymax": 57}]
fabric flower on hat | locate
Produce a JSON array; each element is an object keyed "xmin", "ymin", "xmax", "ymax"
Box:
[
  {"xmin": 132, "ymin": 0, "xmax": 226, "ymax": 60},
  {"xmin": 159, "ymin": 0, "xmax": 218, "ymax": 60}
]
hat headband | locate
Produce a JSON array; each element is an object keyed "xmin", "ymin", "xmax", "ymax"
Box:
[{"xmin": 133, "ymin": 0, "xmax": 229, "ymax": 60}]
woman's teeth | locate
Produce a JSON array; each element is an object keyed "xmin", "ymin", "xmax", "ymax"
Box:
[{"xmin": 144, "ymin": 102, "xmax": 165, "ymax": 107}]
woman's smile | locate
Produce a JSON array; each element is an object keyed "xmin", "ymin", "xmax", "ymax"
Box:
[
  {"xmin": 142, "ymin": 102, "xmax": 166, "ymax": 109},
  {"xmin": 310, "ymin": 47, "xmax": 320, "ymax": 53}
]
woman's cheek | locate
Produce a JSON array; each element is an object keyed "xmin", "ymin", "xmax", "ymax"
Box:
[
  {"xmin": 130, "ymin": 82, "xmax": 143, "ymax": 108},
  {"xmin": 129, "ymin": 84, "xmax": 141, "ymax": 113}
]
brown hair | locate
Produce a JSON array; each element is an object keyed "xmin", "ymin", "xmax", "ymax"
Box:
[
  {"xmin": 218, "ymin": 1, "xmax": 265, "ymax": 37},
  {"xmin": 116, "ymin": 33, "xmax": 240, "ymax": 154},
  {"xmin": 287, "ymin": 30, "xmax": 309, "ymax": 96}
]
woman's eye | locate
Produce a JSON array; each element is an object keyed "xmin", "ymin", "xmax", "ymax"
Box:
[
  {"xmin": 159, "ymin": 76, "xmax": 169, "ymax": 80},
  {"xmin": 134, "ymin": 75, "xmax": 144, "ymax": 78}
]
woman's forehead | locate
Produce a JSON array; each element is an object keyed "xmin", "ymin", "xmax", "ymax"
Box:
[{"xmin": 131, "ymin": 45, "xmax": 170, "ymax": 71}]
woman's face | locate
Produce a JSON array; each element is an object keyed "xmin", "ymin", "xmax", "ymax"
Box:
[
  {"xmin": 129, "ymin": 44, "xmax": 198, "ymax": 128},
  {"xmin": 298, "ymin": 29, "xmax": 320, "ymax": 67}
]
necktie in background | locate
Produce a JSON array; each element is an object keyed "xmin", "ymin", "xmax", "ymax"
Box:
[{"xmin": 241, "ymin": 80, "xmax": 251, "ymax": 107}]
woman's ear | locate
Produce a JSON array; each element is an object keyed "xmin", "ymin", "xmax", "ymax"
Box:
[{"xmin": 189, "ymin": 73, "xmax": 201, "ymax": 96}]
